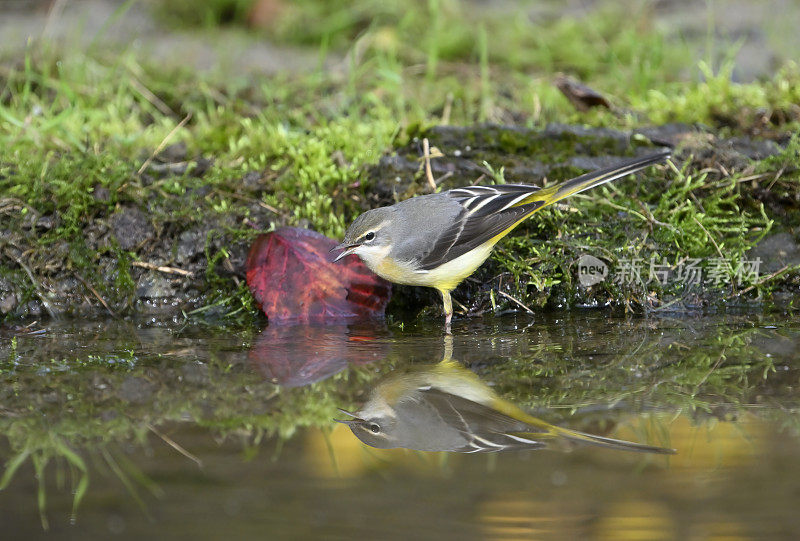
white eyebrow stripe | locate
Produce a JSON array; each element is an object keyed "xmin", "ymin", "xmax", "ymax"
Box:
[{"xmin": 499, "ymin": 191, "xmax": 534, "ymax": 211}]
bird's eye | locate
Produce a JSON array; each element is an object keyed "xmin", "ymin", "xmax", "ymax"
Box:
[
  {"xmin": 369, "ymin": 423, "xmax": 380, "ymax": 434},
  {"xmin": 364, "ymin": 231, "xmax": 375, "ymax": 241}
]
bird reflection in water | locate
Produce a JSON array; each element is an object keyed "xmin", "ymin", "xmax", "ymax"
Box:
[{"xmin": 336, "ymin": 340, "xmax": 675, "ymax": 455}]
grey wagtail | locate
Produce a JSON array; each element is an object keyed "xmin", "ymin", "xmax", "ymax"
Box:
[
  {"xmin": 336, "ymin": 358, "xmax": 675, "ymax": 454},
  {"xmin": 332, "ymin": 150, "xmax": 670, "ymax": 329}
]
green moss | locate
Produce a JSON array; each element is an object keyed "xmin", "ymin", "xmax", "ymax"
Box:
[
  {"xmin": 1, "ymin": 1, "xmax": 799, "ymax": 321},
  {"xmin": 155, "ymin": 0, "xmax": 255, "ymax": 28}
]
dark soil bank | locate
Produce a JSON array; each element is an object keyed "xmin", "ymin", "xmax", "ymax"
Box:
[{"xmin": 1, "ymin": 124, "xmax": 798, "ymax": 322}]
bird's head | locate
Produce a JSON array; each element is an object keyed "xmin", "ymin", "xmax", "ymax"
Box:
[
  {"xmin": 331, "ymin": 208, "xmax": 394, "ymax": 264},
  {"xmin": 334, "ymin": 408, "xmax": 398, "ymax": 449}
]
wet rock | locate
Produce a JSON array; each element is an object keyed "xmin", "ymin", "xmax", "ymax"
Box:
[
  {"xmin": 136, "ymin": 273, "xmax": 177, "ymax": 299},
  {"xmin": 0, "ymin": 278, "xmax": 18, "ymax": 315},
  {"xmin": 189, "ymin": 184, "xmax": 213, "ymax": 198},
  {"xmin": 567, "ymin": 153, "xmax": 659, "ymax": 172},
  {"xmin": 634, "ymin": 123, "xmax": 699, "ymax": 147},
  {"xmin": 176, "ymin": 227, "xmax": 208, "ymax": 264},
  {"xmin": 747, "ymin": 232, "xmax": 800, "ymax": 273},
  {"xmin": 725, "ymin": 136, "xmax": 782, "ymax": 161},
  {"xmin": 368, "ymin": 154, "xmax": 424, "ymax": 203},
  {"xmin": 0, "ymin": 292, "xmax": 17, "ymax": 315},
  {"xmin": 84, "ymin": 220, "xmax": 109, "ymax": 251},
  {"xmin": 118, "ymin": 376, "xmax": 155, "ymax": 404},
  {"xmin": 751, "ymin": 332, "xmax": 799, "ymax": 359},
  {"xmin": 242, "ymin": 170, "xmax": 264, "ymax": 192},
  {"xmin": 694, "ymin": 135, "xmax": 784, "ymax": 172},
  {"xmin": 35, "ymin": 215, "xmax": 55, "ymax": 231},
  {"xmin": 543, "ymin": 123, "xmax": 631, "ymax": 149},
  {"xmin": 93, "ymin": 183, "xmax": 111, "ymax": 202},
  {"xmin": 110, "ymin": 206, "xmax": 155, "ymax": 250},
  {"xmin": 22, "ymin": 300, "xmax": 42, "ymax": 318},
  {"xmin": 192, "ymin": 157, "xmax": 214, "ymax": 177}
]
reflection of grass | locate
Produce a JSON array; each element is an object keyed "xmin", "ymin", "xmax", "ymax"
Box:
[
  {"xmin": 0, "ymin": 323, "xmax": 375, "ymax": 526},
  {"xmin": 1, "ymin": 318, "xmax": 799, "ymax": 525},
  {"xmin": 0, "ymin": 418, "xmax": 165, "ymax": 529},
  {"xmin": 484, "ymin": 319, "xmax": 798, "ymax": 418},
  {"xmin": 0, "ymin": 422, "xmax": 89, "ymax": 529},
  {"xmin": 2, "ymin": 0, "xmax": 800, "ymax": 524}
]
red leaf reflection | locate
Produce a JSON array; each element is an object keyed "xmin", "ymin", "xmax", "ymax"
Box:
[
  {"xmin": 245, "ymin": 227, "xmax": 391, "ymax": 324},
  {"xmin": 249, "ymin": 324, "xmax": 388, "ymax": 387}
]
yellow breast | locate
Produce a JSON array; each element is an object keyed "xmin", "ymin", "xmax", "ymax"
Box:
[
  {"xmin": 366, "ymin": 241, "xmax": 494, "ymax": 291},
  {"xmin": 422, "ymin": 241, "xmax": 496, "ymax": 291}
]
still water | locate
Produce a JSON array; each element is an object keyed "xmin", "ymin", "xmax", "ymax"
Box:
[{"xmin": 1, "ymin": 312, "xmax": 798, "ymax": 539}]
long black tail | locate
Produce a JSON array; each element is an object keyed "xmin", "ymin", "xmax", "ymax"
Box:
[{"xmin": 527, "ymin": 149, "xmax": 672, "ymax": 207}]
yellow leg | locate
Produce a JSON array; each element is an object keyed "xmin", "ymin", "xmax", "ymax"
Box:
[{"xmin": 439, "ymin": 288, "xmax": 453, "ymax": 334}]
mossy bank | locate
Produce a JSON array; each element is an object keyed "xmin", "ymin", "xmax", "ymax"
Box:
[{"xmin": 2, "ymin": 0, "xmax": 800, "ymax": 324}]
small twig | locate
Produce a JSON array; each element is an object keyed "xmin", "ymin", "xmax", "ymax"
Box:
[
  {"xmin": 531, "ymin": 92, "xmax": 542, "ymax": 123},
  {"xmin": 470, "ymin": 173, "xmax": 487, "ymax": 186},
  {"xmin": 452, "ymin": 296, "xmax": 469, "ymax": 314},
  {"xmin": 132, "ymin": 261, "xmax": 194, "ymax": 278},
  {"xmin": 422, "ymin": 138, "xmax": 437, "ymax": 191},
  {"xmin": 4, "ymin": 249, "xmax": 56, "ymax": 318},
  {"xmin": 693, "ymin": 353, "xmax": 725, "ymax": 397},
  {"xmin": 218, "ymin": 189, "xmax": 282, "ymax": 215},
  {"xmin": 735, "ymin": 264, "xmax": 795, "ymax": 296},
  {"xmin": 688, "ymin": 191, "xmax": 706, "ymax": 214},
  {"xmin": 257, "ymin": 201, "xmax": 280, "ymax": 214},
  {"xmin": 597, "ymin": 197, "xmax": 678, "ymax": 232},
  {"xmin": 636, "ymin": 200, "xmax": 680, "ymax": 231},
  {"xmin": 730, "ymin": 172, "xmax": 771, "ymax": 184},
  {"xmin": 766, "ymin": 166, "xmax": 787, "ymax": 192},
  {"xmin": 146, "ymin": 423, "xmax": 202, "ymax": 468},
  {"xmin": 435, "ymin": 171, "xmax": 454, "ymax": 186},
  {"xmin": 441, "ymin": 92, "xmax": 453, "ymax": 125},
  {"xmin": 73, "ymin": 272, "xmax": 117, "ymax": 317},
  {"xmin": 129, "ymin": 76, "xmax": 177, "ymax": 117},
  {"xmin": 138, "ymin": 113, "xmax": 192, "ymax": 175},
  {"xmin": 497, "ymin": 290, "xmax": 535, "ymax": 314}
]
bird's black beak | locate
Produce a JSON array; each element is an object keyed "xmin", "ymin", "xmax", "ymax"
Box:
[
  {"xmin": 330, "ymin": 243, "xmax": 359, "ymax": 263},
  {"xmin": 333, "ymin": 408, "xmax": 364, "ymax": 425}
]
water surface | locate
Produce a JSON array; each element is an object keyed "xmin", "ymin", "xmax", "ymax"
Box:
[{"xmin": 1, "ymin": 312, "xmax": 799, "ymax": 539}]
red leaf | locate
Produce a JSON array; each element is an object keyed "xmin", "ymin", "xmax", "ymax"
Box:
[{"xmin": 246, "ymin": 227, "xmax": 391, "ymax": 324}]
